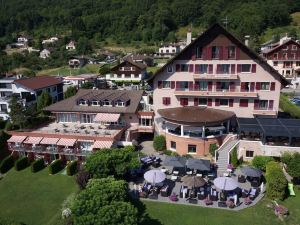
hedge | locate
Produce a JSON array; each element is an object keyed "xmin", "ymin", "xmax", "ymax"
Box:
[
  {"xmin": 279, "ymin": 94, "xmax": 300, "ymax": 118},
  {"xmin": 66, "ymin": 160, "xmax": 78, "ymax": 176},
  {"xmin": 31, "ymin": 158, "xmax": 45, "ymax": 173},
  {"xmin": 251, "ymin": 155, "xmax": 274, "ymax": 171},
  {"xmin": 209, "ymin": 143, "xmax": 218, "ymax": 156},
  {"xmin": 266, "ymin": 161, "xmax": 287, "ymax": 200},
  {"xmin": 48, "ymin": 159, "xmax": 63, "ymax": 174},
  {"xmin": 153, "ymin": 135, "xmax": 166, "ymax": 151},
  {"xmin": 14, "ymin": 157, "xmax": 29, "ymax": 171},
  {"xmin": 0, "ymin": 155, "xmax": 14, "ymax": 173}
]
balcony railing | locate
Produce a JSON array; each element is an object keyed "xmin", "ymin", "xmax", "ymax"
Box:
[
  {"xmin": 174, "ymin": 89, "xmax": 258, "ymax": 98},
  {"xmin": 193, "ymin": 73, "xmax": 238, "ymax": 80}
]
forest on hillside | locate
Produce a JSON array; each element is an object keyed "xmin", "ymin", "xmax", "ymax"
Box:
[{"xmin": 0, "ymin": 0, "xmax": 299, "ymax": 46}]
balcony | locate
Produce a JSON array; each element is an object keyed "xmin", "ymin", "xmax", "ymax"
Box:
[
  {"xmin": 174, "ymin": 89, "xmax": 258, "ymax": 98},
  {"xmin": 253, "ymin": 109, "xmax": 277, "ymax": 116},
  {"xmin": 193, "ymin": 73, "xmax": 238, "ymax": 80}
]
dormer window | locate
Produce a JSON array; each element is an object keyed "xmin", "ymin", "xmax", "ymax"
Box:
[
  {"xmin": 115, "ymin": 100, "xmax": 125, "ymax": 107},
  {"xmin": 228, "ymin": 46, "xmax": 236, "ymax": 59},
  {"xmin": 283, "ymin": 45, "xmax": 288, "ymax": 50},
  {"xmin": 91, "ymin": 100, "xmax": 100, "ymax": 106},
  {"xmin": 79, "ymin": 99, "xmax": 88, "ymax": 105},
  {"xmin": 292, "ymin": 45, "xmax": 297, "ymax": 50},
  {"xmin": 103, "ymin": 100, "xmax": 111, "ymax": 106}
]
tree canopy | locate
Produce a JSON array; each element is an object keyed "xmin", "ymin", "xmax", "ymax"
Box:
[
  {"xmin": 282, "ymin": 152, "xmax": 300, "ymax": 178},
  {"xmin": 37, "ymin": 91, "xmax": 52, "ymax": 113},
  {"xmin": 64, "ymin": 86, "xmax": 77, "ymax": 99}
]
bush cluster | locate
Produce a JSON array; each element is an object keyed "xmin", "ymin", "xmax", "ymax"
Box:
[
  {"xmin": 266, "ymin": 161, "xmax": 287, "ymax": 200},
  {"xmin": 279, "ymin": 94, "xmax": 300, "ymax": 118},
  {"xmin": 48, "ymin": 159, "xmax": 62, "ymax": 174},
  {"xmin": 153, "ymin": 135, "xmax": 166, "ymax": 151},
  {"xmin": 14, "ymin": 157, "xmax": 29, "ymax": 171},
  {"xmin": 252, "ymin": 155, "xmax": 274, "ymax": 171},
  {"xmin": 0, "ymin": 155, "xmax": 14, "ymax": 173},
  {"xmin": 281, "ymin": 152, "xmax": 300, "ymax": 178},
  {"xmin": 209, "ymin": 143, "xmax": 218, "ymax": 156},
  {"xmin": 66, "ymin": 161, "xmax": 78, "ymax": 176},
  {"xmin": 31, "ymin": 158, "xmax": 45, "ymax": 173}
]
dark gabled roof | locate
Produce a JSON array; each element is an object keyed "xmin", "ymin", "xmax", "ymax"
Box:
[
  {"xmin": 111, "ymin": 60, "xmax": 147, "ymax": 71},
  {"xmin": 14, "ymin": 76, "xmax": 62, "ymax": 91},
  {"xmin": 124, "ymin": 54, "xmax": 153, "ymax": 61},
  {"xmin": 149, "ymin": 23, "xmax": 289, "ymax": 86},
  {"xmin": 262, "ymin": 39, "xmax": 300, "ymax": 55},
  {"xmin": 44, "ymin": 89, "xmax": 144, "ymax": 114}
]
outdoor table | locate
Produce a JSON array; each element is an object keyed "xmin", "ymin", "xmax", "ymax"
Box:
[
  {"xmin": 173, "ymin": 171, "xmax": 179, "ymax": 175},
  {"xmin": 186, "ymin": 171, "xmax": 192, "ymax": 175},
  {"xmin": 161, "ymin": 168, "xmax": 168, "ymax": 173},
  {"xmin": 171, "ymin": 175, "xmax": 178, "ymax": 181},
  {"xmin": 196, "ymin": 173, "xmax": 202, "ymax": 177}
]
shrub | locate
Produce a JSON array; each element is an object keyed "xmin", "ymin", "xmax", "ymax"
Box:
[
  {"xmin": 282, "ymin": 152, "xmax": 300, "ymax": 178},
  {"xmin": 31, "ymin": 158, "xmax": 45, "ymax": 173},
  {"xmin": 14, "ymin": 157, "xmax": 28, "ymax": 171},
  {"xmin": 66, "ymin": 160, "xmax": 78, "ymax": 176},
  {"xmin": 153, "ymin": 135, "xmax": 166, "ymax": 151},
  {"xmin": 279, "ymin": 94, "xmax": 300, "ymax": 118},
  {"xmin": 0, "ymin": 155, "xmax": 14, "ymax": 173},
  {"xmin": 230, "ymin": 147, "xmax": 239, "ymax": 167},
  {"xmin": 209, "ymin": 143, "xmax": 218, "ymax": 156},
  {"xmin": 252, "ymin": 156, "xmax": 274, "ymax": 171},
  {"xmin": 163, "ymin": 150, "xmax": 179, "ymax": 156},
  {"xmin": 48, "ymin": 159, "xmax": 62, "ymax": 174},
  {"xmin": 75, "ymin": 169, "xmax": 92, "ymax": 190},
  {"xmin": 266, "ymin": 161, "xmax": 287, "ymax": 200}
]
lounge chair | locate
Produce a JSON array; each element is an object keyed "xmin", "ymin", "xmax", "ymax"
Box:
[
  {"xmin": 242, "ymin": 189, "xmax": 249, "ymax": 198},
  {"xmin": 179, "ymin": 185, "xmax": 189, "ymax": 198},
  {"xmin": 160, "ymin": 185, "xmax": 169, "ymax": 197},
  {"xmin": 210, "ymin": 189, "xmax": 218, "ymax": 201},
  {"xmin": 249, "ymin": 188, "xmax": 258, "ymax": 200},
  {"xmin": 197, "ymin": 190, "xmax": 206, "ymax": 200},
  {"xmin": 238, "ymin": 175, "xmax": 246, "ymax": 183}
]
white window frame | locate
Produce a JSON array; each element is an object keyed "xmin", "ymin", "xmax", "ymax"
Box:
[
  {"xmin": 245, "ymin": 150, "xmax": 254, "ymax": 158},
  {"xmin": 260, "ymin": 82, "xmax": 270, "ymax": 91},
  {"xmin": 167, "ymin": 66, "xmax": 173, "ymax": 73},
  {"xmin": 91, "ymin": 100, "xmax": 100, "ymax": 106},
  {"xmin": 115, "ymin": 100, "xmax": 125, "ymax": 107},
  {"xmin": 292, "ymin": 45, "xmax": 297, "ymax": 50},
  {"xmin": 188, "ymin": 144, "xmax": 197, "ymax": 154},
  {"xmin": 170, "ymin": 141, "xmax": 176, "ymax": 150},
  {"xmin": 283, "ymin": 45, "xmax": 288, "ymax": 50},
  {"xmin": 103, "ymin": 100, "xmax": 112, "ymax": 106},
  {"xmin": 219, "ymin": 99, "xmax": 229, "ymax": 107},
  {"xmin": 241, "ymin": 64, "xmax": 251, "ymax": 73},
  {"xmin": 79, "ymin": 100, "xmax": 87, "ymax": 105},
  {"xmin": 162, "ymin": 81, "xmax": 171, "ymax": 89}
]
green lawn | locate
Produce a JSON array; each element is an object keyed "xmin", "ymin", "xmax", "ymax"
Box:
[
  {"xmin": 0, "ymin": 167, "xmax": 78, "ymax": 225},
  {"xmin": 142, "ymin": 188, "xmax": 300, "ymax": 225},
  {"xmin": 37, "ymin": 64, "xmax": 100, "ymax": 76}
]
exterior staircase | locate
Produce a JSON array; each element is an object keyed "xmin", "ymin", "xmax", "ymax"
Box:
[{"xmin": 216, "ymin": 135, "xmax": 239, "ymax": 175}]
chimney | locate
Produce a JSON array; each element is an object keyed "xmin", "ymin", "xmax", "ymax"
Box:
[
  {"xmin": 244, "ymin": 35, "xmax": 250, "ymax": 47},
  {"xmin": 187, "ymin": 28, "xmax": 192, "ymax": 45}
]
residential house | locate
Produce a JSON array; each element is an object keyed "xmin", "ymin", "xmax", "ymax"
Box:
[
  {"xmin": 39, "ymin": 49, "xmax": 51, "ymax": 59},
  {"xmin": 42, "ymin": 37, "xmax": 59, "ymax": 45},
  {"xmin": 124, "ymin": 54, "xmax": 154, "ymax": 66},
  {"xmin": 7, "ymin": 89, "xmax": 154, "ymax": 162},
  {"xmin": 66, "ymin": 41, "xmax": 76, "ymax": 50},
  {"xmin": 0, "ymin": 76, "xmax": 63, "ymax": 120},
  {"xmin": 68, "ymin": 56, "xmax": 87, "ymax": 69},
  {"xmin": 107, "ymin": 60, "xmax": 147, "ymax": 86},
  {"xmin": 151, "ymin": 23, "xmax": 289, "ymax": 157},
  {"xmin": 63, "ymin": 74, "xmax": 98, "ymax": 87},
  {"xmin": 98, "ymin": 50, "xmax": 116, "ymax": 62}
]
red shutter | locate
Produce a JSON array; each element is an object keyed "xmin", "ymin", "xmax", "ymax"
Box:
[
  {"xmin": 189, "ymin": 64, "xmax": 194, "ymax": 72},
  {"xmin": 194, "ymin": 98, "xmax": 199, "ymax": 106},
  {"xmin": 184, "ymin": 98, "xmax": 188, "ymax": 106},
  {"xmin": 268, "ymin": 100, "xmax": 274, "ymax": 110},
  {"xmin": 158, "ymin": 81, "xmax": 162, "ymax": 89},
  {"xmin": 239, "ymin": 99, "xmax": 248, "ymax": 107},
  {"xmin": 237, "ymin": 64, "xmax": 241, "ymax": 73},
  {"xmin": 167, "ymin": 98, "xmax": 171, "ymax": 105},
  {"xmin": 240, "ymin": 82, "xmax": 246, "ymax": 92},
  {"xmin": 251, "ymin": 64, "xmax": 256, "ymax": 73},
  {"xmin": 229, "ymin": 99, "xmax": 234, "ymax": 107},
  {"xmin": 215, "ymin": 98, "xmax": 220, "ymax": 106},
  {"xmin": 208, "ymin": 98, "xmax": 212, "ymax": 106},
  {"xmin": 216, "ymin": 82, "xmax": 221, "ymax": 91},
  {"xmin": 192, "ymin": 49, "xmax": 196, "ymax": 61},
  {"xmin": 255, "ymin": 82, "xmax": 261, "ymax": 91},
  {"xmin": 224, "ymin": 46, "xmax": 229, "ymax": 60},
  {"xmin": 207, "ymin": 46, "xmax": 212, "ymax": 60},
  {"xmin": 236, "ymin": 48, "xmax": 240, "ymax": 59},
  {"xmin": 175, "ymin": 81, "xmax": 180, "ymax": 90},
  {"xmin": 208, "ymin": 64, "xmax": 213, "ymax": 74},
  {"xmin": 189, "ymin": 82, "xmax": 193, "ymax": 90},
  {"xmin": 219, "ymin": 46, "xmax": 223, "ymax": 60},
  {"xmin": 270, "ymin": 82, "xmax": 275, "ymax": 91},
  {"xmin": 195, "ymin": 64, "xmax": 200, "ymax": 74},
  {"xmin": 216, "ymin": 64, "xmax": 221, "ymax": 74},
  {"xmin": 254, "ymin": 100, "xmax": 259, "ymax": 110},
  {"xmin": 162, "ymin": 97, "xmax": 166, "ymax": 105},
  {"xmin": 231, "ymin": 64, "xmax": 236, "ymax": 74},
  {"xmin": 229, "ymin": 82, "xmax": 235, "ymax": 92},
  {"xmin": 250, "ymin": 82, "xmax": 255, "ymax": 92},
  {"xmin": 202, "ymin": 47, "xmax": 207, "ymax": 60},
  {"xmin": 194, "ymin": 83, "xmax": 199, "ymax": 90},
  {"xmin": 171, "ymin": 81, "xmax": 175, "ymax": 89},
  {"xmin": 176, "ymin": 64, "xmax": 180, "ymax": 72},
  {"xmin": 208, "ymin": 82, "xmax": 213, "ymax": 91},
  {"xmin": 180, "ymin": 98, "xmax": 184, "ymax": 106}
]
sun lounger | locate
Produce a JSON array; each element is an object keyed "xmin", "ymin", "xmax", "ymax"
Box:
[
  {"xmin": 288, "ymin": 183, "xmax": 296, "ymax": 196},
  {"xmin": 161, "ymin": 185, "xmax": 169, "ymax": 197}
]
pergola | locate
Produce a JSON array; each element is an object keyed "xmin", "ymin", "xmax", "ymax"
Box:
[{"xmin": 237, "ymin": 118, "xmax": 300, "ymax": 146}]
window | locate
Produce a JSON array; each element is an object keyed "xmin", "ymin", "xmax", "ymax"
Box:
[
  {"xmin": 162, "ymin": 97, "xmax": 171, "ymax": 105},
  {"xmin": 219, "ymin": 64, "xmax": 230, "ymax": 74},
  {"xmin": 273, "ymin": 53, "xmax": 278, "ymax": 59},
  {"xmin": 239, "ymin": 99, "xmax": 248, "ymax": 107},
  {"xmin": 219, "ymin": 82, "xmax": 230, "ymax": 91},
  {"xmin": 283, "ymin": 53, "xmax": 288, "ymax": 59},
  {"xmin": 292, "ymin": 53, "xmax": 296, "ymax": 59},
  {"xmin": 228, "ymin": 46, "xmax": 236, "ymax": 59},
  {"xmin": 139, "ymin": 118, "xmax": 152, "ymax": 126},
  {"xmin": 246, "ymin": 150, "xmax": 254, "ymax": 158},
  {"xmin": 52, "ymin": 86, "xmax": 57, "ymax": 92},
  {"xmin": 259, "ymin": 100, "xmax": 268, "ymax": 109},
  {"xmin": 58, "ymin": 113, "xmax": 77, "ymax": 123},
  {"xmin": 170, "ymin": 141, "xmax": 176, "ymax": 150},
  {"xmin": 297, "ymin": 61, "xmax": 300, "ymax": 66},
  {"xmin": 115, "ymin": 100, "xmax": 125, "ymax": 107},
  {"xmin": 273, "ymin": 61, "xmax": 278, "ymax": 66},
  {"xmin": 260, "ymin": 82, "xmax": 270, "ymax": 90},
  {"xmin": 196, "ymin": 47, "xmax": 202, "ymax": 59},
  {"xmin": 79, "ymin": 99, "xmax": 87, "ymax": 105},
  {"xmin": 199, "ymin": 64, "xmax": 208, "ymax": 74},
  {"xmin": 198, "ymin": 98, "xmax": 207, "ymax": 106},
  {"xmin": 283, "ymin": 45, "xmax": 288, "ymax": 50},
  {"xmin": 188, "ymin": 144, "xmax": 197, "ymax": 153},
  {"xmin": 91, "ymin": 100, "xmax": 100, "ymax": 106},
  {"xmin": 0, "ymin": 104, "xmax": 7, "ymax": 112},
  {"xmin": 180, "ymin": 98, "xmax": 189, "ymax": 106},
  {"xmin": 284, "ymin": 61, "xmax": 292, "ymax": 68},
  {"xmin": 241, "ymin": 64, "xmax": 251, "ymax": 73},
  {"xmin": 172, "ymin": 49, "xmax": 175, "ymax": 53},
  {"xmin": 195, "ymin": 81, "xmax": 208, "ymax": 91},
  {"xmin": 167, "ymin": 66, "xmax": 173, "ymax": 73},
  {"xmin": 162, "ymin": 81, "xmax": 171, "ymax": 89},
  {"xmin": 292, "ymin": 45, "xmax": 297, "ymax": 50},
  {"xmin": 220, "ymin": 99, "xmax": 229, "ymax": 106},
  {"xmin": 103, "ymin": 100, "xmax": 111, "ymax": 106},
  {"xmin": 180, "ymin": 64, "xmax": 189, "ymax": 72},
  {"xmin": 80, "ymin": 114, "xmax": 95, "ymax": 123},
  {"xmin": 177, "ymin": 81, "xmax": 189, "ymax": 90},
  {"xmin": 212, "ymin": 46, "xmax": 220, "ymax": 59}
]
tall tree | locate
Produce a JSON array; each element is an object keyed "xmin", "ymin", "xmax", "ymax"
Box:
[
  {"xmin": 64, "ymin": 86, "xmax": 77, "ymax": 99},
  {"xmin": 37, "ymin": 91, "xmax": 52, "ymax": 113},
  {"xmin": 8, "ymin": 96, "xmax": 26, "ymax": 129}
]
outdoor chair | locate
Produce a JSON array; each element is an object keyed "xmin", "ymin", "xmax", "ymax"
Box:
[
  {"xmin": 238, "ymin": 175, "xmax": 246, "ymax": 183},
  {"xmin": 210, "ymin": 189, "xmax": 218, "ymax": 201},
  {"xmin": 188, "ymin": 198, "xmax": 198, "ymax": 204},
  {"xmin": 197, "ymin": 191, "xmax": 206, "ymax": 200},
  {"xmin": 249, "ymin": 188, "xmax": 258, "ymax": 200},
  {"xmin": 204, "ymin": 196, "xmax": 213, "ymax": 206},
  {"xmin": 148, "ymin": 192, "xmax": 158, "ymax": 200},
  {"xmin": 160, "ymin": 185, "xmax": 169, "ymax": 197},
  {"xmin": 180, "ymin": 185, "xmax": 189, "ymax": 198},
  {"xmin": 169, "ymin": 193, "xmax": 179, "ymax": 202},
  {"xmin": 244, "ymin": 196, "xmax": 252, "ymax": 205},
  {"xmin": 220, "ymin": 191, "xmax": 227, "ymax": 202},
  {"xmin": 251, "ymin": 179, "xmax": 260, "ymax": 187},
  {"xmin": 242, "ymin": 189, "xmax": 249, "ymax": 198},
  {"xmin": 218, "ymin": 201, "xmax": 227, "ymax": 208},
  {"xmin": 189, "ymin": 190, "xmax": 197, "ymax": 198}
]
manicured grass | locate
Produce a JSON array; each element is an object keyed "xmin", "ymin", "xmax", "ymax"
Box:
[
  {"xmin": 142, "ymin": 188, "xmax": 300, "ymax": 225},
  {"xmin": 37, "ymin": 64, "xmax": 100, "ymax": 76},
  {"xmin": 0, "ymin": 167, "xmax": 78, "ymax": 225}
]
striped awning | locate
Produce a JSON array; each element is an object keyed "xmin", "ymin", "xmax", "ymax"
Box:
[
  {"xmin": 57, "ymin": 138, "xmax": 76, "ymax": 146},
  {"xmin": 92, "ymin": 141, "xmax": 113, "ymax": 149},
  {"xmin": 23, "ymin": 136, "xmax": 43, "ymax": 144},
  {"xmin": 40, "ymin": 137, "xmax": 59, "ymax": 145},
  {"xmin": 7, "ymin": 135, "xmax": 27, "ymax": 143},
  {"xmin": 77, "ymin": 139, "xmax": 94, "ymax": 143},
  {"xmin": 94, "ymin": 113, "xmax": 120, "ymax": 122}
]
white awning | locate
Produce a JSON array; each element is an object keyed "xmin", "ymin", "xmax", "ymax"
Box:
[
  {"xmin": 40, "ymin": 137, "xmax": 59, "ymax": 145},
  {"xmin": 57, "ymin": 138, "xmax": 76, "ymax": 146},
  {"xmin": 23, "ymin": 136, "xmax": 43, "ymax": 144},
  {"xmin": 94, "ymin": 113, "xmax": 120, "ymax": 122},
  {"xmin": 92, "ymin": 141, "xmax": 113, "ymax": 149},
  {"xmin": 7, "ymin": 136, "xmax": 27, "ymax": 143}
]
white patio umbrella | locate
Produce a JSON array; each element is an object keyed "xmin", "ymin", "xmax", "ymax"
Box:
[
  {"xmin": 144, "ymin": 169, "xmax": 166, "ymax": 185},
  {"xmin": 213, "ymin": 177, "xmax": 238, "ymax": 191}
]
